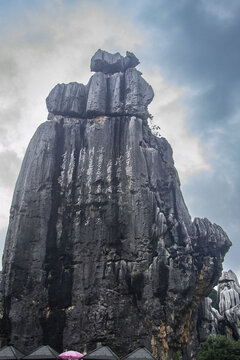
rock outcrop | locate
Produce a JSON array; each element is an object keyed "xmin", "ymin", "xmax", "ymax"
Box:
[
  {"xmin": 197, "ymin": 297, "xmax": 224, "ymax": 342},
  {"xmin": 196, "ymin": 270, "xmax": 240, "ymax": 346},
  {"xmin": 90, "ymin": 49, "xmax": 140, "ymax": 74},
  {"xmin": 2, "ymin": 50, "xmax": 231, "ymax": 360},
  {"xmin": 46, "ymin": 50, "xmax": 152, "ymax": 120}
]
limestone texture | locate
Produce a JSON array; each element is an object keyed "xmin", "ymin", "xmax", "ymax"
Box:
[
  {"xmin": 218, "ymin": 270, "xmax": 240, "ymax": 338},
  {"xmin": 46, "ymin": 82, "xmax": 87, "ymax": 118},
  {"xmin": 195, "ymin": 269, "xmax": 240, "ymax": 346},
  {"xmin": 2, "ymin": 50, "xmax": 231, "ymax": 360},
  {"xmin": 46, "ymin": 50, "xmax": 153, "ymax": 120},
  {"xmin": 90, "ymin": 49, "xmax": 139, "ymax": 74}
]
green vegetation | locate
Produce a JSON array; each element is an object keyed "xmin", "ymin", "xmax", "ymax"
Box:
[
  {"xmin": 147, "ymin": 110, "xmax": 154, "ymax": 120},
  {"xmin": 197, "ymin": 335, "xmax": 240, "ymax": 360},
  {"xmin": 173, "ymin": 350, "xmax": 181, "ymax": 360}
]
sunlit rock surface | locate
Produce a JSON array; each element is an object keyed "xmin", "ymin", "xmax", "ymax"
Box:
[{"xmin": 2, "ymin": 50, "xmax": 231, "ymax": 360}]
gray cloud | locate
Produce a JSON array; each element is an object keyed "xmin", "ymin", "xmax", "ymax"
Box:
[{"xmin": 137, "ymin": 0, "xmax": 240, "ymax": 127}]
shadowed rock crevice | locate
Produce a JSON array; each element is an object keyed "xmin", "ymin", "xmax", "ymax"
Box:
[{"xmin": 41, "ymin": 119, "xmax": 75, "ymax": 350}]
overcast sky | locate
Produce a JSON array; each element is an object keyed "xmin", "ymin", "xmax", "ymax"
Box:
[{"xmin": 0, "ymin": 0, "xmax": 239, "ymax": 278}]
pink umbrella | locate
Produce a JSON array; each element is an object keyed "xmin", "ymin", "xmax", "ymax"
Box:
[{"xmin": 59, "ymin": 351, "xmax": 84, "ymax": 360}]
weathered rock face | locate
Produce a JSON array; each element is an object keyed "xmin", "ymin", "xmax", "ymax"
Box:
[
  {"xmin": 197, "ymin": 298, "xmax": 224, "ymax": 343},
  {"xmin": 46, "ymin": 50, "xmax": 153, "ymax": 120},
  {"xmin": 90, "ymin": 49, "xmax": 140, "ymax": 74},
  {"xmin": 219, "ymin": 270, "xmax": 240, "ymax": 315},
  {"xmin": 195, "ymin": 269, "xmax": 240, "ymax": 348},
  {"xmin": 2, "ymin": 50, "xmax": 231, "ymax": 360}
]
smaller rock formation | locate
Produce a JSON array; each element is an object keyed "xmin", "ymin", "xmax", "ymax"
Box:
[
  {"xmin": 197, "ymin": 298, "xmax": 224, "ymax": 342},
  {"xmin": 218, "ymin": 270, "xmax": 240, "ymax": 338},
  {"xmin": 90, "ymin": 49, "xmax": 140, "ymax": 74},
  {"xmin": 197, "ymin": 270, "xmax": 240, "ymax": 341},
  {"xmin": 46, "ymin": 82, "xmax": 87, "ymax": 118},
  {"xmin": 46, "ymin": 49, "xmax": 153, "ymax": 120}
]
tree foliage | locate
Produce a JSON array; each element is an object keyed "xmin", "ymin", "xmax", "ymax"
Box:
[{"xmin": 197, "ymin": 335, "xmax": 240, "ymax": 360}]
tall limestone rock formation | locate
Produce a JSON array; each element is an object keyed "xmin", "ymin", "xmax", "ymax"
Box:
[{"xmin": 2, "ymin": 50, "xmax": 231, "ymax": 360}]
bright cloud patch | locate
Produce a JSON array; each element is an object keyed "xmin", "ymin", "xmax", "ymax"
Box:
[{"xmin": 144, "ymin": 67, "xmax": 210, "ymax": 183}]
